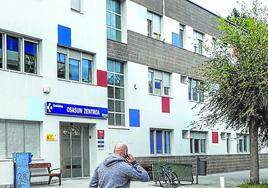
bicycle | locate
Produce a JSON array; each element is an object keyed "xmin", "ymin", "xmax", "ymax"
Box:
[{"xmin": 157, "ymin": 164, "xmax": 180, "ymax": 187}]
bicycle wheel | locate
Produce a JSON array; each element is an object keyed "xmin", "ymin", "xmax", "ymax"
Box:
[
  {"xmin": 170, "ymin": 172, "xmax": 180, "ymax": 187},
  {"xmin": 158, "ymin": 173, "xmax": 171, "ymax": 187}
]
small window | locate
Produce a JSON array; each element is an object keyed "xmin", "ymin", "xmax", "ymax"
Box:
[
  {"xmin": 179, "ymin": 24, "xmax": 185, "ymax": 48},
  {"xmin": 71, "ymin": 0, "xmax": 81, "ymax": 12},
  {"xmin": 82, "ymin": 59, "xmax": 92, "ymax": 83},
  {"xmin": 57, "ymin": 52, "xmax": 66, "ymax": 79},
  {"xmin": 69, "ymin": 58, "xmax": 80, "ymax": 81},
  {"xmin": 190, "ymin": 131, "xmax": 207, "ymax": 154},
  {"xmin": 0, "ymin": 34, "xmax": 2, "ymax": 68},
  {"xmin": 193, "ymin": 30, "xmax": 204, "ymax": 54},
  {"xmin": 188, "ymin": 78, "xmax": 204, "ymax": 102},
  {"xmin": 24, "ymin": 41, "xmax": 38, "ymax": 74},
  {"xmin": 237, "ymin": 134, "xmax": 249, "ymax": 153},
  {"xmin": 7, "ymin": 35, "xmax": 20, "ymax": 71},
  {"xmin": 148, "ymin": 68, "xmax": 171, "ymax": 96},
  {"xmin": 150, "ymin": 129, "xmax": 172, "ymax": 155},
  {"xmin": 147, "ymin": 12, "xmax": 161, "ymax": 40}
]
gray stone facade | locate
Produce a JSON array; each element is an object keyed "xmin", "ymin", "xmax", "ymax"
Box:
[{"xmin": 107, "ymin": 31, "xmax": 208, "ymax": 78}]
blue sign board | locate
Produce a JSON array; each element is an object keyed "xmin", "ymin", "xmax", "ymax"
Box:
[{"xmin": 46, "ymin": 102, "xmax": 108, "ymax": 119}]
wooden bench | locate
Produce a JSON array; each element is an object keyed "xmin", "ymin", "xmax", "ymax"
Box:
[{"xmin": 29, "ymin": 162, "xmax": 62, "ymax": 185}]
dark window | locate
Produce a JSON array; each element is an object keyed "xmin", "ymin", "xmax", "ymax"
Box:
[
  {"xmin": 24, "ymin": 41, "xmax": 37, "ymax": 74},
  {"xmin": 156, "ymin": 131, "xmax": 162, "ymax": 154},
  {"xmin": 7, "ymin": 35, "xmax": 20, "ymax": 71},
  {"xmin": 69, "ymin": 58, "xmax": 79, "ymax": 81},
  {"xmin": 57, "ymin": 53, "xmax": 66, "ymax": 79},
  {"xmin": 82, "ymin": 59, "xmax": 92, "ymax": 83},
  {"xmin": 150, "ymin": 130, "xmax": 154, "ymax": 154}
]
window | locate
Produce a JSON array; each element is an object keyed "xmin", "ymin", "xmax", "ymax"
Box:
[
  {"xmin": 0, "ymin": 34, "xmax": 2, "ymax": 68},
  {"xmin": 226, "ymin": 133, "xmax": 231, "ymax": 153},
  {"xmin": 193, "ymin": 30, "xmax": 204, "ymax": 54},
  {"xmin": 150, "ymin": 129, "xmax": 172, "ymax": 155},
  {"xmin": 106, "ymin": 0, "xmax": 121, "ymax": 41},
  {"xmin": 57, "ymin": 52, "xmax": 66, "ymax": 79},
  {"xmin": 82, "ymin": 59, "xmax": 92, "ymax": 83},
  {"xmin": 57, "ymin": 46, "xmax": 93, "ymax": 83},
  {"xmin": 7, "ymin": 35, "xmax": 20, "ymax": 71},
  {"xmin": 71, "ymin": 0, "xmax": 81, "ymax": 12},
  {"xmin": 24, "ymin": 41, "xmax": 38, "ymax": 74},
  {"xmin": 190, "ymin": 131, "xmax": 207, "ymax": 154},
  {"xmin": 0, "ymin": 33, "xmax": 39, "ymax": 74},
  {"xmin": 188, "ymin": 78, "xmax": 204, "ymax": 102},
  {"xmin": 147, "ymin": 12, "xmax": 161, "ymax": 40},
  {"xmin": 0, "ymin": 120, "xmax": 40, "ymax": 159},
  {"xmin": 107, "ymin": 59, "xmax": 125, "ymax": 126},
  {"xmin": 237, "ymin": 134, "xmax": 249, "ymax": 153},
  {"xmin": 148, "ymin": 69, "xmax": 171, "ymax": 96},
  {"xmin": 179, "ymin": 24, "xmax": 185, "ymax": 48}
]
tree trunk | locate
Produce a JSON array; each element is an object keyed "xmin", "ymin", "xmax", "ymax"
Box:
[{"xmin": 249, "ymin": 120, "xmax": 259, "ymax": 184}]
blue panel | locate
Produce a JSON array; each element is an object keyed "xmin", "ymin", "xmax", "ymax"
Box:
[
  {"xmin": 46, "ymin": 101, "xmax": 108, "ymax": 119},
  {"xmin": 155, "ymin": 81, "xmax": 161, "ymax": 89},
  {"xmin": 172, "ymin": 32, "xmax": 180, "ymax": 47},
  {"xmin": 129, "ymin": 109, "xmax": 140, "ymax": 127},
  {"xmin": 156, "ymin": 131, "xmax": 162, "ymax": 154},
  {"xmin": 7, "ymin": 36, "xmax": 19, "ymax": 51},
  {"xmin": 24, "ymin": 41, "xmax": 37, "ymax": 56},
  {"xmin": 0, "ymin": 34, "xmax": 2, "ymax": 48},
  {"xmin": 150, "ymin": 130, "xmax": 154, "ymax": 154},
  {"xmin": 58, "ymin": 24, "xmax": 71, "ymax": 47}
]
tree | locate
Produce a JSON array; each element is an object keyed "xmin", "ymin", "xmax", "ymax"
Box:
[{"xmin": 197, "ymin": 0, "xmax": 268, "ymax": 184}]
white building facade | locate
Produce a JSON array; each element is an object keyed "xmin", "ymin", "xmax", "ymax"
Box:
[{"xmin": 0, "ymin": 0, "xmax": 267, "ymax": 186}]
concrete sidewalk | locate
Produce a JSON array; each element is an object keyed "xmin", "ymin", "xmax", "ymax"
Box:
[{"xmin": 35, "ymin": 168, "xmax": 268, "ymax": 188}]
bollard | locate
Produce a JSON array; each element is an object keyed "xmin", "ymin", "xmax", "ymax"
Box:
[{"xmin": 220, "ymin": 176, "xmax": 225, "ymax": 188}]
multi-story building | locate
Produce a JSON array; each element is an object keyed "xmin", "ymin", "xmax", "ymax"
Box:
[{"xmin": 1, "ymin": 0, "xmax": 268, "ymax": 186}]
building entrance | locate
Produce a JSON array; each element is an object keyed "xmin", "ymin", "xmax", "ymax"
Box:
[{"xmin": 60, "ymin": 123, "xmax": 90, "ymax": 178}]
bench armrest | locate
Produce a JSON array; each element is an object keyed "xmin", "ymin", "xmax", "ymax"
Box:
[{"xmin": 49, "ymin": 168, "xmax": 62, "ymax": 173}]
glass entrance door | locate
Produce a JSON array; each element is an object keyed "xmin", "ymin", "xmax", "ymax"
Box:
[{"xmin": 60, "ymin": 123, "xmax": 90, "ymax": 178}]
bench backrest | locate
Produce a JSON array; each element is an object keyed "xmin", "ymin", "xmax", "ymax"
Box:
[{"xmin": 29, "ymin": 163, "xmax": 51, "ymax": 169}]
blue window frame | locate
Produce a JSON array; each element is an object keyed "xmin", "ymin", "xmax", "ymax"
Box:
[
  {"xmin": 0, "ymin": 34, "xmax": 2, "ymax": 68},
  {"xmin": 82, "ymin": 59, "xmax": 92, "ymax": 83},
  {"xmin": 7, "ymin": 35, "xmax": 20, "ymax": 71},
  {"xmin": 150, "ymin": 129, "xmax": 172, "ymax": 155},
  {"xmin": 57, "ymin": 53, "xmax": 66, "ymax": 79},
  {"xmin": 150, "ymin": 130, "xmax": 154, "ymax": 154},
  {"xmin": 156, "ymin": 131, "xmax": 162, "ymax": 154},
  {"xmin": 24, "ymin": 41, "xmax": 37, "ymax": 74},
  {"xmin": 69, "ymin": 58, "xmax": 79, "ymax": 81}
]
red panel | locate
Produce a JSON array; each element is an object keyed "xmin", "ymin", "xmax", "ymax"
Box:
[
  {"xmin": 162, "ymin": 96, "xmax": 170, "ymax": 113},
  {"xmin": 212, "ymin": 132, "xmax": 219, "ymax": 144},
  {"xmin": 97, "ymin": 70, "xmax": 107, "ymax": 87},
  {"xmin": 97, "ymin": 130, "xmax": 105, "ymax": 138}
]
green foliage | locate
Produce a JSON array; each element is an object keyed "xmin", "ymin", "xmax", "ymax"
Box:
[
  {"xmin": 238, "ymin": 183, "xmax": 268, "ymax": 188},
  {"xmin": 197, "ymin": 0, "xmax": 268, "ymax": 144}
]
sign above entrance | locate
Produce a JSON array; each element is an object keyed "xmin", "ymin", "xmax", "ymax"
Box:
[{"xmin": 45, "ymin": 102, "xmax": 108, "ymax": 119}]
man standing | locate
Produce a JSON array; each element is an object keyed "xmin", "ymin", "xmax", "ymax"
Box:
[{"xmin": 90, "ymin": 143, "xmax": 150, "ymax": 188}]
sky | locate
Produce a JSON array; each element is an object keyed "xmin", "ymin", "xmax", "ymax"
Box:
[{"xmin": 190, "ymin": 0, "xmax": 268, "ymax": 18}]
